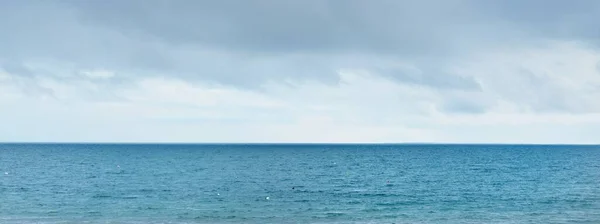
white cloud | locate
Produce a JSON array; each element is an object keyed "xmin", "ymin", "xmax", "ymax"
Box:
[
  {"xmin": 81, "ymin": 70, "xmax": 115, "ymax": 79},
  {"xmin": 0, "ymin": 69, "xmax": 435, "ymax": 142},
  {"xmin": 452, "ymin": 41, "xmax": 600, "ymax": 114},
  {"xmin": 3, "ymin": 42, "xmax": 600, "ymax": 144}
]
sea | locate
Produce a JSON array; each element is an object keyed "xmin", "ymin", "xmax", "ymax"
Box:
[{"xmin": 1, "ymin": 144, "xmax": 599, "ymax": 224}]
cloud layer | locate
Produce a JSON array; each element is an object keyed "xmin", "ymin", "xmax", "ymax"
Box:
[{"xmin": 1, "ymin": 0, "xmax": 600, "ymax": 143}]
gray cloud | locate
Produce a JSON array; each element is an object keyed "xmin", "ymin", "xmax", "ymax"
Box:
[
  {"xmin": 3, "ymin": 1, "xmax": 598, "ymax": 77},
  {"xmin": 374, "ymin": 66, "xmax": 482, "ymax": 91},
  {"xmin": 0, "ymin": 61, "xmax": 35, "ymax": 78},
  {"xmin": 473, "ymin": 0, "xmax": 600, "ymax": 42},
  {"xmin": 65, "ymin": 0, "xmax": 484, "ymax": 55},
  {"xmin": 2, "ymin": 0, "xmax": 600, "ymax": 115},
  {"xmin": 64, "ymin": 0, "xmax": 600, "ymax": 54}
]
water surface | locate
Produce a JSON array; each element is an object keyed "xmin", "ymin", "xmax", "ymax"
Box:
[{"xmin": 1, "ymin": 144, "xmax": 599, "ymax": 223}]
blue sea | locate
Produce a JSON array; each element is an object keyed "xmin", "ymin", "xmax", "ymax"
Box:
[{"xmin": 1, "ymin": 144, "xmax": 599, "ymax": 223}]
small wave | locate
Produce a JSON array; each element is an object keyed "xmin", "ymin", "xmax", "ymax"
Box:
[
  {"xmin": 327, "ymin": 178, "xmax": 346, "ymax": 182},
  {"xmin": 86, "ymin": 211, "xmax": 102, "ymax": 216},
  {"xmin": 359, "ymin": 193, "xmax": 388, "ymax": 197},
  {"xmin": 92, "ymin": 194, "xmax": 112, "ymax": 199},
  {"xmin": 193, "ymin": 215, "xmax": 214, "ymax": 220},
  {"xmin": 334, "ymin": 184, "xmax": 355, "ymax": 188},
  {"xmin": 296, "ymin": 189, "xmax": 326, "ymax": 194},
  {"xmin": 121, "ymin": 195, "xmax": 139, "ymax": 199},
  {"xmin": 378, "ymin": 214, "xmax": 405, "ymax": 219},
  {"xmin": 470, "ymin": 167, "xmax": 498, "ymax": 173},
  {"xmin": 325, "ymin": 212, "xmax": 346, "ymax": 217},
  {"xmin": 139, "ymin": 206, "xmax": 159, "ymax": 210},
  {"xmin": 375, "ymin": 201, "xmax": 415, "ymax": 206},
  {"xmin": 105, "ymin": 170, "xmax": 126, "ymax": 175}
]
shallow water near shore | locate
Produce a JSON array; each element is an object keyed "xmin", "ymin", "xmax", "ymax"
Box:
[{"xmin": 1, "ymin": 144, "xmax": 600, "ymax": 223}]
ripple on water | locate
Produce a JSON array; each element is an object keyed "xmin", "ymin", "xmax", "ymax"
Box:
[
  {"xmin": 121, "ymin": 195, "xmax": 139, "ymax": 199},
  {"xmin": 92, "ymin": 194, "xmax": 112, "ymax": 199},
  {"xmin": 375, "ymin": 201, "xmax": 418, "ymax": 207},
  {"xmin": 1, "ymin": 144, "xmax": 599, "ymax": 223}
]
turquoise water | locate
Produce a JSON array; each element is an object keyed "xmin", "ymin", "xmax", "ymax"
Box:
[{"xmin": 1, "ymin": 144, "xmax": 599, "ymax": 223}]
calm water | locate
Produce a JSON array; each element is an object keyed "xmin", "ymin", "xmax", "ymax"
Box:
[{"xmin": 1, "ymin": 144, "xmax": 599, "ymax": 223}]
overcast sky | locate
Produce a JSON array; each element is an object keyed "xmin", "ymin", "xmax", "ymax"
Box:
[{"xmin": 1, "ymin": 0, "xmax": 600, "ymax": 143}]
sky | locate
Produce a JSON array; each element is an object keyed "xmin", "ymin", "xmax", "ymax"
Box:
[{"xmin": 1, "ymin": 0, "xmax": 600, "ymax": 143}]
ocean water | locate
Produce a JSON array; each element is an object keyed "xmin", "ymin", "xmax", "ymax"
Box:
[{"xmin": 1, "ymin": 144, "xmax": 599, "ymax": 224}]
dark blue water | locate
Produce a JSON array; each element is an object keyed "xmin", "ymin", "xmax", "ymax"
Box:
[{"xmin": 1, "ymin": 144, "xmax": 599, "ymax": 223}]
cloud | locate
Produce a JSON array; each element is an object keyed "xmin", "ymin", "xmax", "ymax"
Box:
[
  {"xmin": 64, "ymin": 0, "xmax": 482, "ymax": 53},
  {"xmin": 454, "ymin": 41, "xmax": 600, "ymax": 114},
  {"xmin": 2, "ymin": 0, "xmax": 598, "ymax": 86},
  {"xmin": 473, "ymin": 0, "xmax": 600, "ymax": 42},
  {"xmin": 1, "ymin": 0, "xmax": 600, "ymax": 143},
  {"xmin": 0, "ymin": 0, "xmax": 528, "ymax": 85}
]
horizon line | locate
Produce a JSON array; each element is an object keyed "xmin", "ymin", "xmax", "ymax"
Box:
[{"xmin": 1, "ymin": 142, "xmax": 599, "ymax": 146}]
